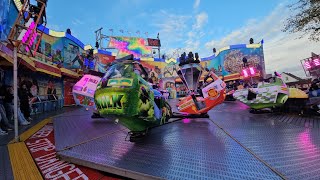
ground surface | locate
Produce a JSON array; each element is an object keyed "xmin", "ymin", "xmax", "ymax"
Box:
[
  {"xmin": 55, "ymin": 100, "xmax": 320, "ymax": 180},
  {"xmin": 2, "ymin": 101, "xmax": 320, "ymax": 180}
]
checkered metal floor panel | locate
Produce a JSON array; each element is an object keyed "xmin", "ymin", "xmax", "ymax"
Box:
[
  {"xmin": 210, "ymin": 101, "xmax": 320, "ymax": 180},
  {"xmin": 271, "ymin": 113, "xmax": 320, "ymax": 128},
  {"xmin": 54, "ymin": 108, "xmax": 280, "ymax": 180},
  {"xmin": 54, "ymin": 109, "xmax": 125, "ymax": 151}
]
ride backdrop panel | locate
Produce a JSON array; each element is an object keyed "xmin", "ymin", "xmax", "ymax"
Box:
[
  {"xmin": 201, "ymin": 44, "xmax": 265, "ymax": 76},
  {"xmin": 36, "ymin": 33, "xmax": 64, "ymax": 64},
  {"xmin": 162, "ymin": 63, "xmax": 179, "ymax": 78},
  {"xmin": 0, "ymin": 0, "xmax": 18, "ymax": 41},
  {"xmin": 94, "ymin": 53, "xmax": 116, "ymax": 73},
  {"xmin": 62, "ymin": 38, "xmax": 85, "ymax": 69},
  {"xmin": 108, "ymin": 36, "xmax": 152, "ymax": 58},
  {"xmin": 139, "ymin": 61, "xmax": 166, "ymax": 83},
  {"xmin": 32, "ymin": 32, "xmax": 85, "ymax": 70}
]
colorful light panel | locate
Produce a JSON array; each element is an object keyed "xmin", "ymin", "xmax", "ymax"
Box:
[
  {"xmin": 249, "ymin": 67, "xmax": 255, "ymax": 75},
  {"xmin": 304, "ymin": 61, "xmax": 315, "ymax": 69},
  {"xmin": 243, "ymin": 69, "xmax": 249, "ymax": 77},
  {"xmin": 108, "ymin": 37, "xmax": 152, "ymax": 58},
  {"xmin": 22, "ymin": 21, "xmax": 37, "ymax": 51}
]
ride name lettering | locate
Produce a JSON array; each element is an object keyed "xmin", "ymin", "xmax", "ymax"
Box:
[
  {"xmin": 35, "ymin": 152, "xmax": 88, "ymax": 180},
  {"xmin": 26, "ymin": 138, "xmax": 55, "ymax": 153},
  {"xmin": 30, "ymin": 125, "xmax": 53, "ymax": 139},
  {"xmin": 99, "ymin": 94, "xmax": 124, "ymax": 109}
]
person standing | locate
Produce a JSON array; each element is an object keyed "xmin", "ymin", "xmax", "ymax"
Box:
[
  {"xmin": 0, "ymin": 83, "xmax": 13, "ymax": 131},
  {"xmin": 30, "ymin": 79, "xmax": 39, "ymax": 114},
  {"xmin": 4, "ymin": 86, "xmax": 13, "ymax": 122},
  {"xmin": 5, "ymin": 86, "xmax": 29, "ymax": 125},
  {"xmin": 19, "ymin": 84, "xmax": 32, "ymax": 121},
  {"xmin": 47, "ymin": 80, "xmax": 57, "ymax": 101}
]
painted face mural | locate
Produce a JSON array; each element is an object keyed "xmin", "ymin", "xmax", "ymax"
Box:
[{"xmin": 203, "ymin": 44, "xmax": 265, "ymax": 76}]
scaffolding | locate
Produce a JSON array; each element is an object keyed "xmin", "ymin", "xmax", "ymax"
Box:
[{"xmin": 8, "ymin": 0, "xmax": 47, "ymax": 57}]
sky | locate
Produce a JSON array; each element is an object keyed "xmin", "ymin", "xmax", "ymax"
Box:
[{"xmin": 44, "ymin": 0, "xmax": 320, "ymax": 77}]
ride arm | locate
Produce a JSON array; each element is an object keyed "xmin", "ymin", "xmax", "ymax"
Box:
[
  {"xmin": 204, "ymin": 71, "xmax": 218, "ymax": 84},
  {"xmin": 262, "ymin": 77, "xmax": 274, "ymax": 83},
  {"xmin": 138, "ymin": 64, "xmax": 149, "ymax": 80}
]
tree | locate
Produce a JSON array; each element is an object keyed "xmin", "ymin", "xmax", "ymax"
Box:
[{"xmin": 283, "ymin": 0, "xmax": 320, "ymax": 41}]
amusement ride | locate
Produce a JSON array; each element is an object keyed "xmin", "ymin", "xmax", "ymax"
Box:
[{"xmin": 73, "ymin": 52, "xmax": 226, "ymax": 141}]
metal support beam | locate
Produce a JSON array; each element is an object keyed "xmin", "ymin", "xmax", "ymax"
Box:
[
  {"xmin": 95, "ymin": 28, "xmax": 111, "ymax": 50},
  {"xmin": 13, "ymin": 46, "xmax": 19, "ymax": 142}
]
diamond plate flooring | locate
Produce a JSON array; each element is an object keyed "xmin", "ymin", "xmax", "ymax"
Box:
[
  {"xmin": 54, "ymin": 109, "xmax": 125, "ymax": 151},
  {"xmin": 209, "ymin": 101, "xmax": 320, "ymax": 180},
  {"xmin": 55, "ymin": 108, "xmax": 281, "ymax": 180},
  {"xmin": 272, "ymin": 113, "xmax": 320, "ymax": 128}
]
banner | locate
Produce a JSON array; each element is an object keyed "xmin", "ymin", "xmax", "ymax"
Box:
[
  {"xmin": 201, "ymin": 44, "xmax": 265, "ymax": 77},
  {"xmin": 108, "ymin": 36, "xmax": 152, "ymax": 58},
  {"xmin": 94, "ymin": 53, "xmax": 115, "ymax": 73},
  {"xmin": 0, "ymin": 0, "xmax": 15, "ymax": 41}
]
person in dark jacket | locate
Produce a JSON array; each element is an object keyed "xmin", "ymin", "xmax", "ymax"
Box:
[
  {"xmin": 4, "ymin": 86, "xmax": 14, "ymax": 122},
  {"xmin": 0, "ymin": 83, "xmax": 14, "ymax": 131},
  {"xmin": 5, "ymin": 86, "xmax": 30, "ymax": 125},
  {"xmin": 19, "ymin": 84, "xmax": 32, "ymax": 121}
]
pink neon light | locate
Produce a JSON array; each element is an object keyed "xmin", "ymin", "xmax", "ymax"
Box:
[
  {"xmin": 304, "ymin": 62, "xmax": 312, "ymax": 69},
  {"xmin": 182, "ymin": 118, "xmax": 191, "ymax": 124},
  {"xmin": 298, "ymin": 130, "xmax": 319, "ymax": 158},
  {"xmin": 21, "ymin": 22, "xmax": 37, "ymax": 51},
  {"xmin": 314, "ymin": 59, "xmax": 320, "ymax": 66},
  {"xmin": 22, "ymin": 35, "xmax": 28, "ymax": 43},
  {"xmin": 243, "ymin": 69, "xmax": 249, "ymax": 77},
  {"xmin": 29, "ymin": 32, "xmax": 37, "ymax": 46},
  {"xmin": 249, "ymin": 67, "xmax": 255, "ymax": 75}
]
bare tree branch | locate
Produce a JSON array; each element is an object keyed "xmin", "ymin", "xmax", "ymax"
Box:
[{"xmin": 283, "ymin": 0, "xmax": 320, "ymax": 41}]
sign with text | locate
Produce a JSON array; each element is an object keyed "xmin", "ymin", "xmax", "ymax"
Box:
[
  {"xmin": 25, "ymin": 124, "xmax": 105, "ymax": 179},
  {"xmin": 301, "ymin": 55, "xmax": 320, "ymax": 77},
  {"xmin": 147, "ymin": 38, "xmax": 161, "ymax": 47}
]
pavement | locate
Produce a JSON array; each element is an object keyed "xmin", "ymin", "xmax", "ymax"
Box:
[{"xmin": 0, "ymin": 106, "xmax": 80, "ymax": 180}]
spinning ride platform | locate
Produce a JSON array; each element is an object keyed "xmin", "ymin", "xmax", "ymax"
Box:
[
  {"xmin": 54, "ymin": 101, "xmax": 320, "ymax": 180},
  {"xmin": 54, "ymin": 105, "xmax": 279, "ymax": 180}
]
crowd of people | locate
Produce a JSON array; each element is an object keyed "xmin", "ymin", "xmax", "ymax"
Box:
[
  {"xmin": 0, "ymin": 78, "xmax": 40, "ymax": 135},
  {"xmin": 179, "ymin": 52, "xmax": 201, "ymax": 66},
  {"xmin": 226, "ymin": 80, "xmax": 258, "ymax": 91}
]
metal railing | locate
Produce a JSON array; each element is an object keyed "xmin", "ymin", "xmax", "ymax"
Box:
[{"xmin": 30, "ymin": 94, "xmax": 64, "ymax": 115}]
